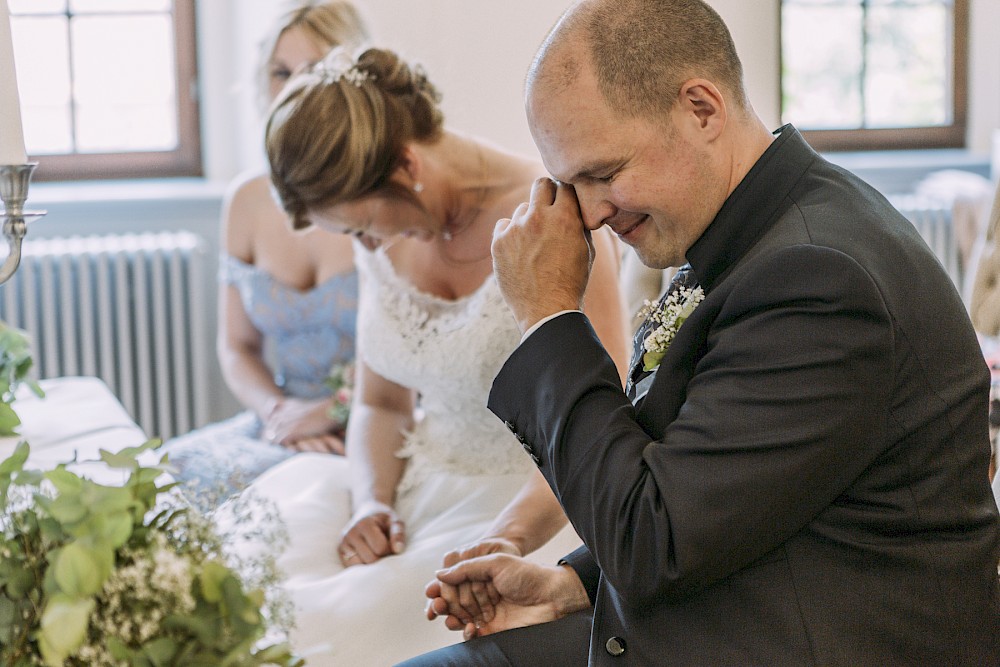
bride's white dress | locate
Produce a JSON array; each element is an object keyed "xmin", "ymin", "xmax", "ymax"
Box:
[{"xmin": 239, "ymin": 244, "xmax": 582, "ymax": 666}]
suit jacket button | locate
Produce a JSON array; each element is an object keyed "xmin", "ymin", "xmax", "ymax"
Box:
[{"xmin": 605, "ymin": 636, "xmax": 626, "ymax": 656}]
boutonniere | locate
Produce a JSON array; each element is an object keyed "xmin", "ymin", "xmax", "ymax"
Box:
[{"xmin": 636, "ymin": 285, "xmax": 705, "ymax": 371}]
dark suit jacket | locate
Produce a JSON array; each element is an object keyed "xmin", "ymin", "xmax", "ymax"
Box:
[{"xmin": 489, "ymin": 126, "xmax": 1000, "ymax": 665}]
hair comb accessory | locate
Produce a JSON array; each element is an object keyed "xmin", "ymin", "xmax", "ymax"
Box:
[{"xmin": 312, "ymin": 49, "xmax": 374, "ymax": 87}]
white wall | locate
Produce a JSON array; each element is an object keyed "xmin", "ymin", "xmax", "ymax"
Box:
[{"xmin": 197, "ymin": 0, "xmax": 1000, "ymax": 184}]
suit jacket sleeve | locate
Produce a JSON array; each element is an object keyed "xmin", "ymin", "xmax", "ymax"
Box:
[
  {"xmin": 559, "ymin": 545, "xmax": 601, "ymax": 606},
  {"xmin": 489, "ymin": 246, "xmax": 897, "ymax": 607}
]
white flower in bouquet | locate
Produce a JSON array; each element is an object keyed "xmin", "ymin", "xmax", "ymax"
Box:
[{"xmin": 0, "ymin": 439, "xmax": 303, "ymax": 667}]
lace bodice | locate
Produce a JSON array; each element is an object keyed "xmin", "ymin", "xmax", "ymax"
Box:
[
  {"xmin": 220, "ymin": 254, "xmax": 357, "ymax": 399},
  {"xmin": 354, "ymin": 243, "xmax": 534, "ymax": 489}
]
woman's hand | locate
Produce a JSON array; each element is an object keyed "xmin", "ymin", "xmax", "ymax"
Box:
[
  {"xmin": 431, "ymin": 537, "xmax": 522, "ymax": 626},
  {"xmin": 338, "ymin": 500, "xmax": 407, "ymax": 567},
  {"xmin": 262, "ymin": 396, "xmax": 341, "ymax": 450},
  {"xmin": 286, "ymin": 434, "xmax": 346, "ymax": 455}
]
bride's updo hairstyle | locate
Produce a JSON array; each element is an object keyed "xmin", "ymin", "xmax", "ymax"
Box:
[{"xmin": 266, "ymin": 46, "xmax": 444, "ymax": 230}]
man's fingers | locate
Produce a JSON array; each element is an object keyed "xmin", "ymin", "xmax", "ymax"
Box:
[
  {"xmin": 553, "ymin": 180, "xmax": 580, "ymax": 210},
  {"xmin": 528, "ymin": 176, "xmax": 557, "ymax": 208},
  {"xmin": 436, "ymin": 555, "xmax": 501, "ymax": 585}
]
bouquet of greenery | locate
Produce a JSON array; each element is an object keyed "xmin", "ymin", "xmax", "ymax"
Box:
[
  {"xmin": 0, "ymin": 440, "xmax": 303, "ymax": 667},
  {"xmin": 0, "ymin": 322, "xmax": 44, "ymax": 437},
  {"xmin": 325, "ymin": 361, "xmax": 355, "ymax": 435}
]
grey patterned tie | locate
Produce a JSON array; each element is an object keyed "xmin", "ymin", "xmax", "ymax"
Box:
[{"xmin": 625, "ymin": 264, "xmax": 699, "ymax": 404}]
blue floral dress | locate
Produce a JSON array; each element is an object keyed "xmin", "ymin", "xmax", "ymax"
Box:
[{"xmin": 161, "ymin": 254, "xmax": 357, "ymax": 507}]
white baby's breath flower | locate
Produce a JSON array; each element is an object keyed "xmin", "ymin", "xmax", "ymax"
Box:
[{"xmin": 637, "ymin": 285, "xmax": 705, "ymax": 371}]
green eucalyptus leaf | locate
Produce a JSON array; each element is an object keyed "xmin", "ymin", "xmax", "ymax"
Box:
[
  {"xmin": 2, "ymin": 563, "xmax": 35, "ymax": 598},
  {"xmin": 98, "ymin": 449, "xmax": 142, "ymax": 471},
  {"xmin": 44, "ymin": 494, "xmax": 88, "ymax": 524},
  {"xmin": 142, "ymin": 636, "xmax": 177, "ymax": 666},
  {"xmin": 253, "ymin": 643, "xmax": 305, "ymax": 667},
  {"xmin": 0, "ymin": 440, "xmax": 29, "ymax": 473},
  {"xmin": 99, "ymin": 510, "xmax": 135, "ymax": 548},
  {"xmin": 98, "ymin": 440, "xmax": 163, "ymax": 471},
  {"xmin": 53, "ymin": 541, "xmax": 105, "ymax": 596},
  {"xmin": 38, "ymin": 594, "xmax": 95, "ymax": 667},
  {"xmin": 44, "ymin": 468, "xmax": 84, "ymax": 495},
  {"xmin": 13, "ymin": 468, "xmax": 44, "ymax": 486},
  {"xmin": 0, "ymin": 595, "xmax": 17, "ymax": 640},
  {"xmin": 107, "ymin": 636, "xmax": 130, "ymax": 660},
  {"xmin": 199, "ymin": 560, "xmax": 229, "ymax": 603},
  {"xmin": 219, "ymin": 637, "xmax": 258, "ymax": 667},
  {"xmin": 82, "ymin": 482, "xmax": 133, "ymax": 515},
  {"xmin": 0, "ymin": 402, "xmax": 21, "ymax": 436}
]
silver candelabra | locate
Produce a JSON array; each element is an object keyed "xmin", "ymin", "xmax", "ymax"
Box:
[{"xmin": 0, "ymin": 162, "xmax": 44, "ymax": 284}]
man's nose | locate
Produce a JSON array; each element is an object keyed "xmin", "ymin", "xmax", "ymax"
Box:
[{"xmin": 575, "ymin": 186, "xmax": 617, "ymax": 230}]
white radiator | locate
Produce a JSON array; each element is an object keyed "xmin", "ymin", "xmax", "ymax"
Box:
[
  {"xmin": 890, "ymin": 194, "xmax": 961, "ymax": 286},
  {"xmin": 0, "ymin": 232, "xmax": 210, "ymax": 441}
]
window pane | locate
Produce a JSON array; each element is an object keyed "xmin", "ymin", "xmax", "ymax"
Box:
[
  {"xmin": 69, "ymin": 0, "xmax": 170, "ymax": 13},
  {"xmin": 13, "ymin": 16, "xmax": 73, "ymax": 154},
  {"xmin": 71, "ymin": 15, "xmax": 177, "ymax": 152},
  {"xmin": 782, "ymin": 4, "xmax": 864, "ymax": 129},
  {"xmin": 865, "ymin": 4, "xmax": 949, "ymax": 128},
  {"xmin": 9, "ymin": 0, "xmax": 66, "ymax": 13}
]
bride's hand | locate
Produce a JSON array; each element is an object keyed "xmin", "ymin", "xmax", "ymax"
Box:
[
  {"xmin": 429, "ymin": 537, "xmax": 522, "ymax": 625},
  {"xmin": 338, "ymin": 501, "xmax": 406, "ymax": 567}
]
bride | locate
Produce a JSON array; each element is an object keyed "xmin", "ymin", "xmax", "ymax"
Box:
[{"xmin": 238, "ymin": 46, "xmax": 629, "ymax": 665}]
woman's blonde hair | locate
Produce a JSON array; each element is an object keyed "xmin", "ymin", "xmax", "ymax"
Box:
[
  {"xmin": 266, "ymin": 47, "xmax": 445, "ymax": 230},
  {"xmin": 256, "ymin": 1, "xmax": 370, "ymax": 111}
]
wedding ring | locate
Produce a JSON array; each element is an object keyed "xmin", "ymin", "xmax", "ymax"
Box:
[{"xmin": 342, "ymin": 550, "xmax": 357, "ymax": 560}]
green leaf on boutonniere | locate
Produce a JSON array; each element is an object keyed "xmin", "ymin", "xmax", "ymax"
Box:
[{"xmin": 642, "ymin": 350, "xmax": 666, "ymax": 372}]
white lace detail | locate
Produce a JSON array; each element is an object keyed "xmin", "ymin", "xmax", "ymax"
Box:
[{"xmin": 354, "ymin": 243, "xmax": 534, "ymax": 494}]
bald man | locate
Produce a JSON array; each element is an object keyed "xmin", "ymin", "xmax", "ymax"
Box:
[{"xmin": 403, "ymin": 0, "xmax": 1000, "ymax": 664}]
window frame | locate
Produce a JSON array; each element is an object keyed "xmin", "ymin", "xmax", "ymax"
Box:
[
  {"xmin": 779, "ymin": 0, "xmax": 969, "ymax": 152},
  {"xmin": 21, "ymin": 0, "xmax": 202, "ymax": 182}
]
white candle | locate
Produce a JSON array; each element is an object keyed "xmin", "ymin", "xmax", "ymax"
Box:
[{"xmin": 0, "ymin": 0, "xmax": 27, "ymax": 165}]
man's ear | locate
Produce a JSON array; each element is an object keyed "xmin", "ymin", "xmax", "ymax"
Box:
[{"xmin": 677, "ymin": 78, "xmax": 727, "ymax": 140}]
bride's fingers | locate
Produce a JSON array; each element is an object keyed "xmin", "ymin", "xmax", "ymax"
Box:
[
  {"xmin": 439, "ymin": 582, "xmax": 473, "ymax": 625},
  {"xmin": 441, "ymin": 548, "xmax": 461, "ymax": 568},
  {"xmin": 444, "ymin": 614, "xmax": 466, "ymax": 632},
  {"xmin": 339, "ymin": 541, "xmax": 368, "ymax": 567},
  {"xmin": 388, "ymin": 516, "xmax": 406, "ymax": 554},
  {"xmin": 458, "ymin": 580, "xmax": 493, "ymax": 620}
]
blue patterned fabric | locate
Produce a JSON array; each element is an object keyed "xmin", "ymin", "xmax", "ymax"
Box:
[
  {"xmin": 161, "ymin": 254, "xmax": 358, "ymax": 508},
  {"xmin": 221, "ymin": 254, "xmax": 358, "ymax": 398}
]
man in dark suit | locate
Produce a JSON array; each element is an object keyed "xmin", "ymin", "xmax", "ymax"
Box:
[{"xmin": 403, "ymin": 0, "xmax": 1000, "ymax": 664}]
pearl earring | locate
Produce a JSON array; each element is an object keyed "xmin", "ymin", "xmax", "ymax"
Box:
[{"xmin": 414, "ymin": 182, "xmax": 424, "ymax": 193}]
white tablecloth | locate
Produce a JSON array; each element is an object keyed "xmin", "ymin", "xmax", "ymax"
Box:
[{"xmin": 0, "ymin": 376, "xmax": 150, "ymax": 483}]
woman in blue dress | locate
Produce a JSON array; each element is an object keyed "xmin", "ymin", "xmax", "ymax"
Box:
[{"xmin": 161, "ymin": 1, "xmax": 369, "ymax": 505}]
